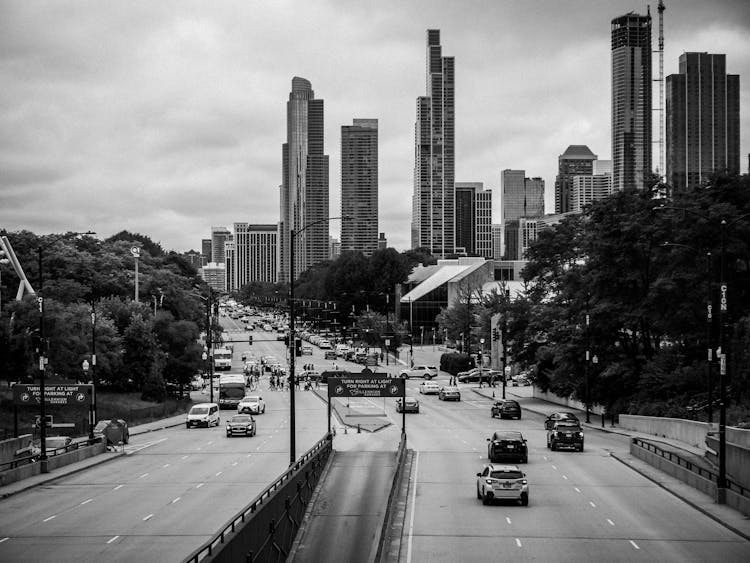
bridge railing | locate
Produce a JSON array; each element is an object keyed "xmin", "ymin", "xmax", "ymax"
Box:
[{"xmin": 182, "ymin": 433, "xmax": 333, "ymax": 563}]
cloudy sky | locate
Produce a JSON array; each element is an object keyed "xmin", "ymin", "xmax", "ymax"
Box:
[{"xmin": 1, "ymin": 0, "xmax": 749, "ymax": 253}]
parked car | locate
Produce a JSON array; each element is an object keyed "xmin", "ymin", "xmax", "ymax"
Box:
[
  {"xmin": 93, "ymin": 419, "xmax": 130, "ymax": 445},
  {"xmin": 186, "ymin": 403, "xmax": 220, "ymax": 428},
  {"xmin": 238, "ymin": 395, "xmax": 266, "ymax": 414},
  {"xmin": 226, "ymin": 414, "xmax": 256, "ymax": 437},
  {"xmin": 438, "ymin": 386, "xmax": 461, "ymax": 401},
  {"xmin": 324, "ymin": 350, "xmax": 337, "ymax": 360},
  {"xmin": 476, "ymin": 464, "xmax": 529, "ymax": 506},
  {"xmin": 318, "ymin": 339, "xmax": 332, "ymax": 349},
  {"xmin": 396, "ymin": 397, "xmax": 420, "ymax": 413},
  {"xmin": 301, "ymin": 345, "xmax": 313, "ymax": 355},
  {"xmin": 399, "ymin": 365, "xmax": 438, "ymax": 379},
  {"xmin": 547, "ymin": 420, "xmax": 584, "ymax": 451},
  {"xmin": 543, "ymin": 412, "xmax": 580, "ymax": 430},
  {"xmin": 487, "ymin": 430, "xmax": 528, "ymax": 463},
  {"xmin": 491, "ymin": 400, "xmax": 522, "ymax": 420},
  {"xmin": 419, "ymin": 381, "xmax": 440, "ymax": 395}
]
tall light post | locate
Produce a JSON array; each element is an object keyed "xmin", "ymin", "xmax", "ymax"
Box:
[
  {"xmin": 654, "ymin": 205, "xmax": 750, "ymax": 503},
  {"xmin": 288, "ymin": 216, "xmax": 348, "ymax": 465},
  {"xmin": 130, "ymin": 246, "xmax": 141, "ymax": 303},
  {"xmin": 37, "ymin": 231, "xmax": 95, "ymax": 472},
  {"xmin": 90, "ymin": 304, "xmax": 97, "ymax": 436},
  {"xmin": 0, "ymin": 249, "xmax": 9, "ymax": 313}
]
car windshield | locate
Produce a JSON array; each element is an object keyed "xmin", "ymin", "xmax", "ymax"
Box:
[
  {"xmin": 491, "ymin": 470, "xmax": 523, "ymax": 479},
  {"xmin": 230, "ymin": 415, "xmax": 252, "ymax": 422},
  {"xmin": 243, "ymin": 397, "xmax": 259, "ymax": 402},
  {"xmin": 405, "ymin": 398, "xmax": 418, "ymax": 404},
  {"xmin": 493, "ymin": 432, "xmax": 523, "ymax": 441},
  {"xmin": 190, "ymin": 407, "xmax": 209, "ymax": 415},
  {"xmin": 503, "ymin": 402, "xmax": 520, "ymax": 408}
]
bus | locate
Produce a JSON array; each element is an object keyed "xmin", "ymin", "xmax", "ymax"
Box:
[
  {"xmin": 214, "ymin": 347, "xmax": 233, "ymax": 371},
  {"xmin": 218, "ymin": 373, "xmax": 246, "ymax": 409}
]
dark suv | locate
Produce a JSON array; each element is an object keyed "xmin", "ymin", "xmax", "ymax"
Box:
[
  {"xmin": 491, "ymin": 400, "xmax": 522, "ymax": 420},
  {"xmin": 547, "ymin": 421, "xmax": 584, "ymax": 451},
  {"xmin": 487, "ymin": 431, "xmax": 528, "ymax": 463}
]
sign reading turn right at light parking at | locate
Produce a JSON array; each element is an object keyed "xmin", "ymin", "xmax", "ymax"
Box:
[
  {"xmin": 12, "ymin": 383, "xmax": 92, "ymax": 407},
  {"xmin": 327, "ymin": 376, "xmax": 404, "ymax": 398}
]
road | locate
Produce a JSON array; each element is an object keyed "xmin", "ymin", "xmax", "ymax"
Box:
[{"xmin": 0, "ymin": 324, "xmax": 330, "ymax": 563}]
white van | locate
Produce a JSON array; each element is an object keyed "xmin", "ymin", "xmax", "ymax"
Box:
[
  {"xmin": 335, "ymin": 343, "xmax": 350, "ymax": 358},
  {"xmin": 186, "ymin": 403, "xmax": 220, "ymax": 428}
]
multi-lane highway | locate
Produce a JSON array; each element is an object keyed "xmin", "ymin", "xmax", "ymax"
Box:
[{"xmin": 0, "ymin": 324, "xmax": 330, "ymax": 562}]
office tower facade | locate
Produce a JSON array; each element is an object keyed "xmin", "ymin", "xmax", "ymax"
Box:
[
  {"xmin": 280, "ymin": 77, "xmax": 330, "ymax": 282},
  {"xmin": 504, "ymin": 218, "xmax": 540, "ymax": 261},
  {"xmin": 201, "ymin": 239, "xmax": 212, "ymax": 266},
  {"xmin": 666, "ymin": 52, "xmax": 740, "ymax": 190},
  {"xmin": 611, "ymin": 12, "xmax": 652, "ymax": 191},
  {"xmin": 201, "ymin": 263, "xmax": 226, "ymax": 292},
  {"xmin": 501, "ymin": 170, "xmax": 545, "ymax": 223},
  {"xmin": 413, "ymin": 29, "xmax": 455, "ymax": 257},
  {"xmin": 491, "ymin": 224, "xmax": 503, "ymax": 260},
  {"xmin": 341, "ymin": 119, "xmax": 378, "ymax": 256},
  {"xmin": 554, "ymin": 145, "xmax": 597, "ymax": 213},
  {"xmin": 455, "ymin": 182, "xmax": 492, "ymax": 258},
  {"xmin": 227, "ymin": 223, "xmax": 278, "ymax": 291},
  {"xmin": 210, "ymin": 227, "xmax": 231, "ymax": 264},
  {"xmin": 377, "ymin": 232, "xmax": 388, "ymax": 251}
]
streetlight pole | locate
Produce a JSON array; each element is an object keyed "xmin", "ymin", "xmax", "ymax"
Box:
[
  {"xmin": 288, "ymin": 216, "xmax": 348, "ymax": 466},
  {"xmin": 90, "ymin": 304, "xmax": 97, "ymax": 437}
]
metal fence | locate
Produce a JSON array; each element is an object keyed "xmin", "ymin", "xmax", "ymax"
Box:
[
  {"xmin": 183, "ymin": 434, "xmax": 333, "ymax": 563},
  {"xmin": 632, "ymin": 437, "xmax": 749, "ymax": 499}
]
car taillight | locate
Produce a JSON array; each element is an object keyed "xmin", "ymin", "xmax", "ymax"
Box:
[{"xmin": 520, "ymin": 479, "xmax": 527, "ymax": 485}]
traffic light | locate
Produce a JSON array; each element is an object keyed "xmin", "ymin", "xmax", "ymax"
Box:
[
  {"xmin": 295, "ymin": 338, "xmax": 302, "ymax": 357},
  {"xmin": 248, "ymin": 335, "xmax": 253, "ymax": 345}
]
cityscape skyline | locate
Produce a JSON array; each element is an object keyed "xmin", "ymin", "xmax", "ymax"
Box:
[{"xmin": 1, "ymin": 1, "xmax": 748, "ymax": 253}]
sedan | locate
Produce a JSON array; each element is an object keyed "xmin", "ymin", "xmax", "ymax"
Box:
[
  {"xmin": 476, "ymin": 464, "xmax": 529, "ymax": 506},
  {"xmin": 438, "ymin": 386, "xmax": 461, "ymax": 401},
  {"xmin": 419, "ymin": 381, "xmax": 440, "ymax": 395},
  {"xmin": 93, "ymin": 419, "xmax": 130, "ymax": 446},
  {"xmin": 487, "ymin": 431, "xmax": 528, "ymax": 464},
  {"xmin": 226, "ymin": 414, "xmax": 256, "ymax": 437},
  {"xmin": 396, "ymin": 397, "xmax": 420, "ymax": 413},
  {"xmin": 238, "ymin": 395, "xmax": 266, "ymax": 414}
]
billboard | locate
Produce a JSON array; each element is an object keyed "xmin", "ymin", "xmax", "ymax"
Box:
[
  {"xmin": 327, "ymin": 376, "xmax": 404, "ymax": 398},
  {"xmin": 13, "ymin": 383, "xmax": 92, "ymax": 407}
]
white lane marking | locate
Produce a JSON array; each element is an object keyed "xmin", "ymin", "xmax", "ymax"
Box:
[
  {"xmin": 562, "ymin": 475, "xmax": 568, "ymax": 480},
  {"xmin": 126, "ymin": 437, "xmax": 167, "ymax": 455},
  {"xmin": 80, "ymin": 499, "xmax": 93, "ymax": 505},
  {"xmin": 196, "ymin": 483, "xmax": 204, "ymax": 489},
  {"xmin": 113, "ymin": 484, "xmax": 124, "ymax": 491},
  {"xmin": 207, "ymin": 441, "xmax": 214, "ymax": 445},
  {"xmin": 215, "ymin": 471, "xmax": 222, "ymax": 476},
  {"xmin": 589, "ymin": 501, "xmax": 597, "ymax": 508},
  {"xmin": 171, "ymin": 497, "xmax": 181, "ymax": 504},
  {"xmin": 107, "ymin": 536, "xmax": 119, "ymax": 544},
  {"xmin": 0, "ymin": 537, "xmax": 9, "ymax": 544},
  {"xmin": 515, "ymin": 538, "xmax": 522, "ymax": 547},
  {"xmin": 406, "ymin": 450, "xmax": 420, "ymax": 563},
  {"xmin": 607, "ymin": 519, "xmax": 615, "ymax": 526},
  {"xmin": 246, "ymin": 454, "xmax": 252, "ymax": 457},
  {"xmin": 551, "ymin": 465, "xmax": 557, "ymax": 470},
  {"xmin": 182, "ymin": 455, "xmax": 189, "ymax": 460},
  {"xmin": 543, "ymin": 456, "xmax": 548, "ymax": 461},
  {"xmin": 43, "ymin": 515, "xmax": 56, "ymax": 522},
  {"xmin": 630, "ymin": 540, "xmax": 640, "ymax": 550},
  {"xmin": 232, "ymin": 462, "xmax": 238, "ymax": 466},
  {"xmin": 162, "ymin": 464, "xmax": 170, "ymax": 468},
  {"xmin": 506, "ymin": 517, "xmax": 512, "ymax": 524},
  {"xmin": 138, "ymin": 473, "xmax": 148, "ymax": 479},
  {"xmin": 143, "ymin": 514, "xmax": 153, "ymax": 521},
  {"xmin": 574, "ymin": 487, "xmax": 581, "ymax": 493}
]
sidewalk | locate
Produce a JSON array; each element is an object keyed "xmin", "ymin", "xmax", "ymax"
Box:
[
  {"xmin": 468, "ymin": 383, "xmax": 750, "ymax": 541},
  {"xmin": 0, "ymin": 413, "xmax": 188, "ymax": 500}
]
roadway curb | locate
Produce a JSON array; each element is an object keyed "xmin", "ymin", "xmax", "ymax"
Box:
[
  {"xmin": 610, "ymin": 450, "xmax": 750, "ymax": 543},
  {"xmin": 129, "ymin": 418, "xmax": 186, "ymax": 436},
  {"xmin": 0, "ymin": 451, "xmax": 125, "ymax": 500}
]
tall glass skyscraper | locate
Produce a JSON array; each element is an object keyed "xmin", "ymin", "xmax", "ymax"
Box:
[
  {"xmin": 413, "ymin": 29, "xmax": 455, "ymax": 257},
  {"xmin": 280, "ymin": 77, "xmax": 329, "ymax": 282},
  {"xmin": 666, "ymin": 52, "xmax": 740, "ymax": 190},
  {"xmin": 341, "ymin": 119, "xmax": 378, "ymax": 256},
  {"xmin": 611, "ymin": 12, "xmax": 652, "ymax": 191}
]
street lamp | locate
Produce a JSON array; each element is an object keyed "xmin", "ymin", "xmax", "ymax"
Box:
[
  {"xmin": 82, "ymin": 359, "xmax": 93, "ymax": 439},
  {"xmin": 288, "ymin": 216, "xmax": 349, "ymax": 465},
  {"xmin": 654, "ymin": 205, "xmax": 750, "ymax": 502},
  {"xmin": 36, "ymin": 231, "xmax": 95, "ymax": 472}
]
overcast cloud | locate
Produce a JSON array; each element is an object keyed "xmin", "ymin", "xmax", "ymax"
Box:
[{"xmin": 1, "ymin": 0, "xmax": 749, "ymax": 253}]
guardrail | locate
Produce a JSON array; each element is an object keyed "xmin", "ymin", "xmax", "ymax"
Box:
[
  {"xmin": 632, "ymin": 437, "xmax": 749, "ymax": 499},
  {"xmin": 183, "ymin": 434, "xmax": 333, "ymax": 563}
]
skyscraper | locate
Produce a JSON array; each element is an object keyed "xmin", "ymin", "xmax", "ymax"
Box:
[
  {"xmin": 611, "ymin": 11, "xmax": 652, "ymax": 191},
  {"xmin": 554, "ymin": 145, "xmax": 597, "ymax": 213},
  {"xmin": 341, "ymin": 119, "xmax": 378, "ymax": 256},
  {"xmin": 413, "ymin": 29, "xmax": 455, "ymax": 257},
  {"xmin": 455, "ymin": 182, "xmax": 492, "ymax": 258},
  {"xmin": 228, "ymin": 223, "xmax": 278, "ymax": 290},
  {"xmin": 210, "ymin": 226, "xmax": 231, "ymax": 264},
  {"xmin": 201, "ymin": 238, "xmax": 212, "ymax": 266},
  {"xmin": 666, "ymin": 52, "xmax": 740, "ymax": 190},
  {"xmin": 501, "ymin": 170, "xmax": 544, "ymax": 223},
  {"xmin": 280, "ymin": 77, "xmax": 329, "ymax": 282}
]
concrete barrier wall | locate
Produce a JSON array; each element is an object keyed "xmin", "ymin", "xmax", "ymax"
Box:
[
  {"xmin": 619, "ymin": 415, "xmax": 709, "ymax": 449},
  {"xmin": 0, "ymin": 459, "xmax": 41, "ymax": 487},
  {"xmin": 727, "ymin": 427, "xmax": 750, "ymax": 449},
  {"xmin": 0, "ymin": 434, "xmax": 34, "ymax": 464},
  {"xmin": 631, "ymin": 440, "xmax": 716, "ymax": 497},
  {"xmin": 46, "ymin": 443, "xmax": 105, "ymax": 472},
  {"xmin": 532, "ymin": 387, "xmax": 604, "ymax": 415},
  {"xmin": 705, "ymin": 436, "xmax": 750, "ymax": 491}
]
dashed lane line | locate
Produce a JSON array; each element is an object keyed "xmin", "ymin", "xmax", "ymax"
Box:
[
  {"xmin": 113, "ymin": 485, "xmax": 124, "ymax": 491},
  {"xmin": 143, "ymin": 514, "xmax": 153, "ymax": 521},
  {"xmin": 0, "ymin": 537, "xmax": 9, "ymax": 544},
  {"xmin": 80, "ymin": 499, "xmax": 92, "ymax": 505},
  {"xmin": 43, "ymin": 515, "xmax": 56, "ymax": 522},
  {"xmin": 196, "ymin": 483, "xmax": 204, "ymax": 489},
  {"xmin": 515, "ymin": 538, "xmax": 522, "ymax": 547},
  {"xmin": 630, "ymin": 540, "xmax": 640, "ymax": 550},
  {"xmin": 506, "ymin": 517, "xmax": 512, "ymax": 524},
  {"xmin": 589, "ymin": 501, "xmax": 597, "ymax": 508},
  {"xmin": 107, "ymin": 536, "xmax": 119, "ymax": 544},
  {"xmin": 607, "ymin": 519, "xmax": 615, "ymax": 526},
  {"xmin": 171, "ymin": 497, "xmax": 181, "ymax": 504}
]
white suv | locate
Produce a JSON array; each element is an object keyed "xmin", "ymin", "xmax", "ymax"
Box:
[
  {"xmin": 399, "ymin": 365, "xmax": 438, "ymax": 379},
  {"xmin": 238, "ymin": 395, "xmax": 266, "ymax": 414}
]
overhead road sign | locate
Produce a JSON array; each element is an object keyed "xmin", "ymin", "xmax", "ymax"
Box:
[{"xmin": 327, "ymin": 376, "xmax": 404, "ymax": 398}]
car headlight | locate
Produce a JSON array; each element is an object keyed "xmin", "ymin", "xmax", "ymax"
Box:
[{"xmin": 578, "ymin": 432, "xmax": 584, "ymax": 437}]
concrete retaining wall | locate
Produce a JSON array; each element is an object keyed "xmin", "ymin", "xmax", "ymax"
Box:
[
  {"xmin": 0, "ymin": 434, "xmax": 34, "ymax": 465},
  {"xmin": 705, "ymin": 435, "xmax": 750, "ymax": 491},
  {"xmin": 0, "ymin": 442, "xmax": 105, "ymax": 488},
  {"xmin": 532, "ymin": 387, "xmax": 604, "ymax": 415},
  {"xmin": 619, "ymin": 415, "xmax": 709, "ymax": 449}
]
